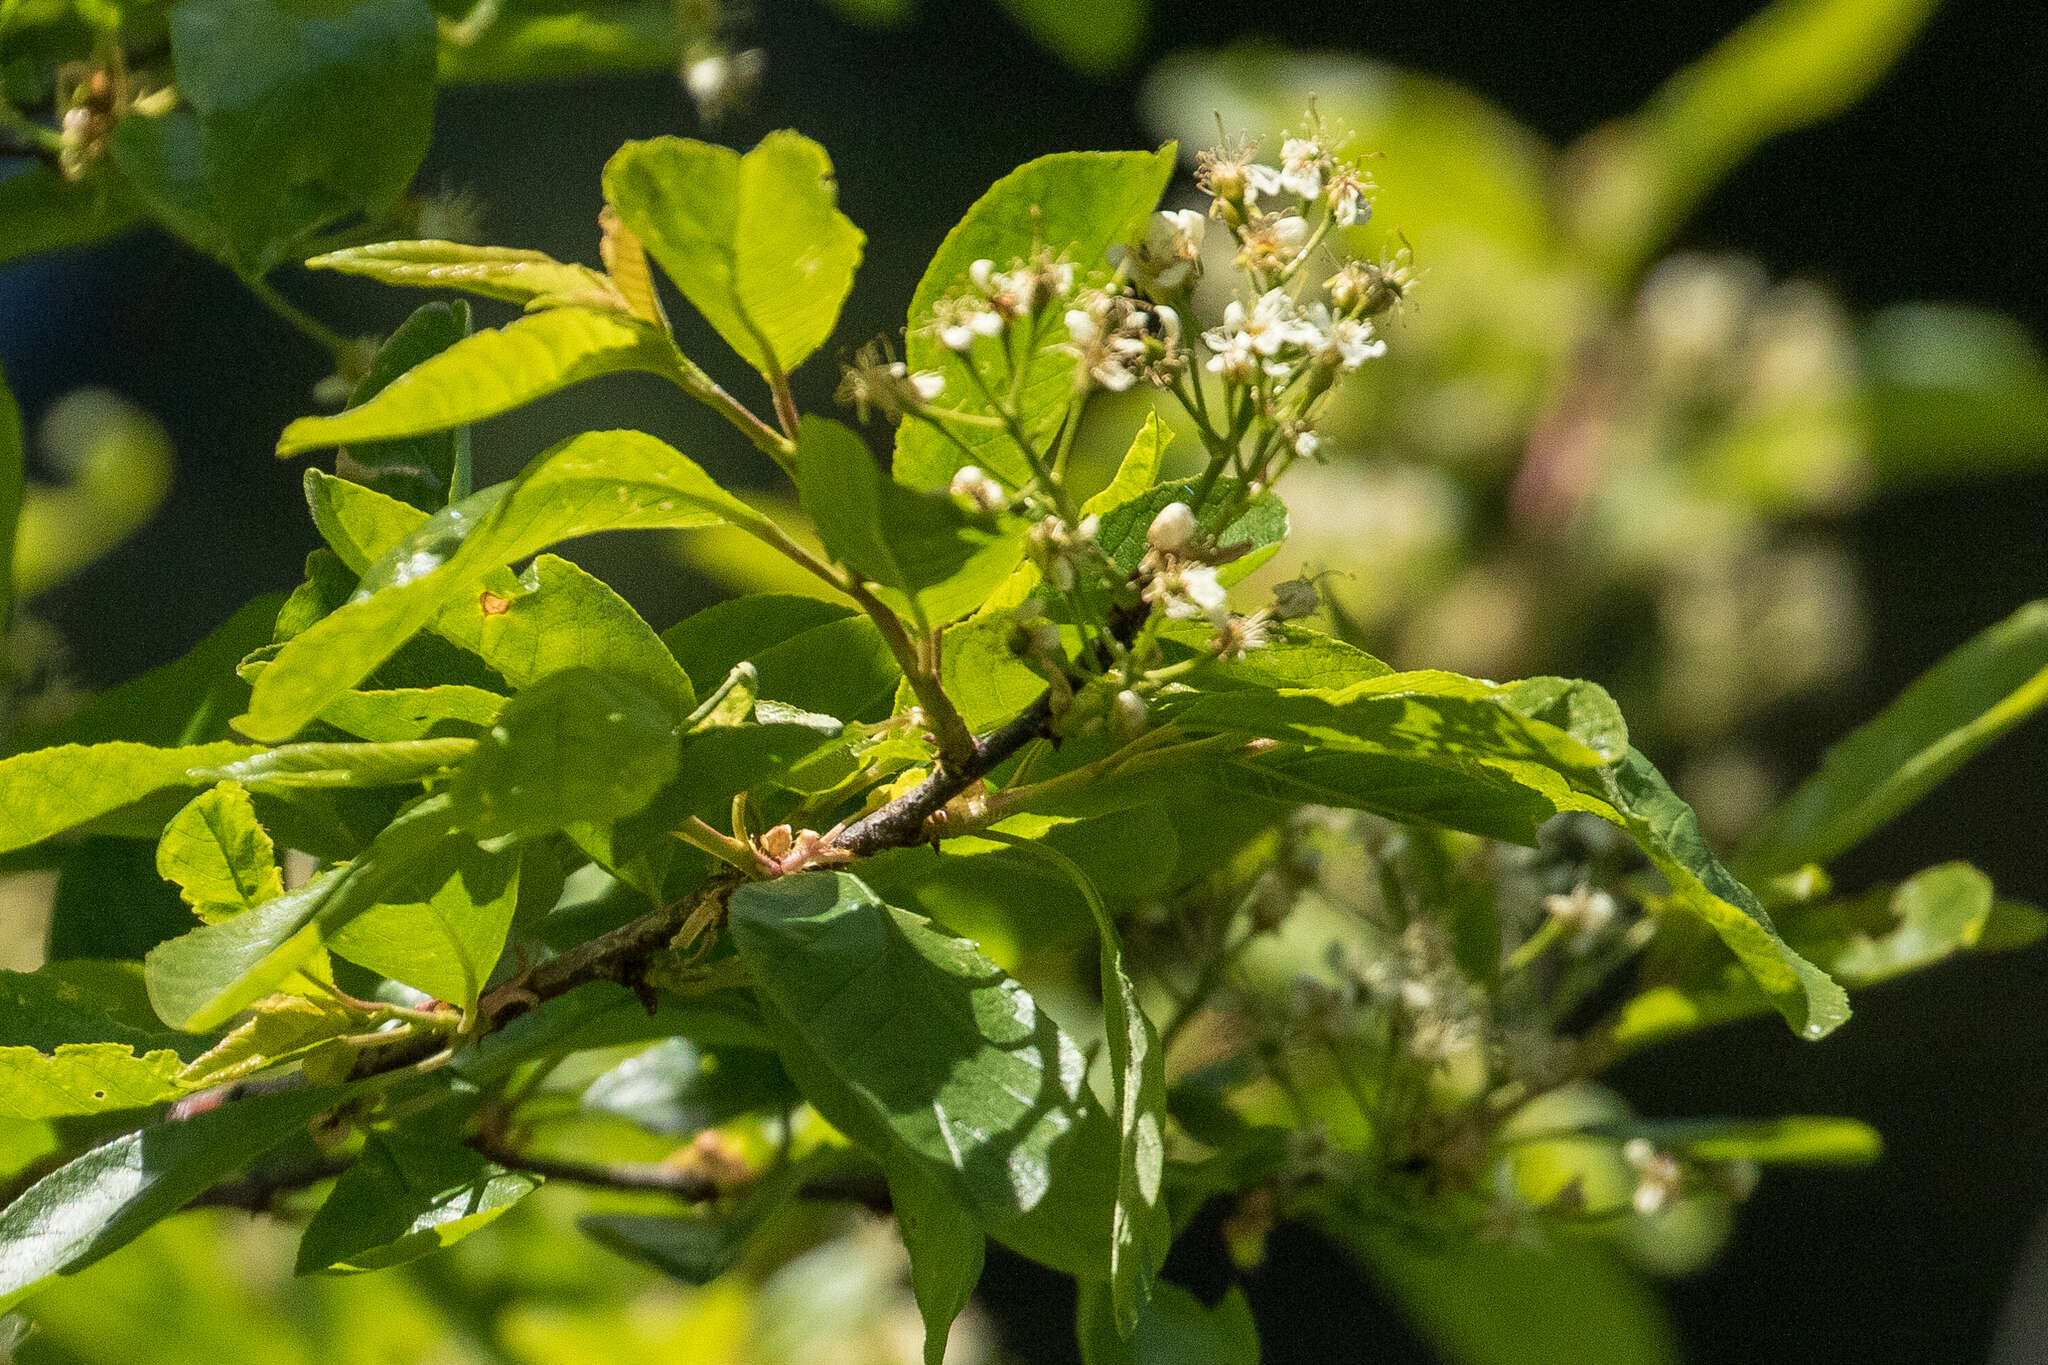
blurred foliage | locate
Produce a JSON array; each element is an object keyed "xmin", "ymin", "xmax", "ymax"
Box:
[{"xmin": 1139, "ymin": 2, "xmax": 2048, "ymax": 834}]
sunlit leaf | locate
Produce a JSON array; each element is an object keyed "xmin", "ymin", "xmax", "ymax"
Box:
[
  {"xmin": 894, "ymin": 148, "xmax": 1176, "ymax": 490},
  {"xmin": 297, "ymin": 1128, "xmax": 539, "ymax": 1273},
  {"xmin": 728, "ymin": 870, "xmax": 1120, "ymax": 1278},
  {"xmin": 155, "ymin": 782, "xmax": 284, "ymax": 921},
  {"xmin": 797, "ymin": 417, "xmax": 1022, "ymax": 626},
  {"xmin": 307, "ymin": 241, "xmax": 625, "ymax": 312},
  {"xmin": 0, "ymin": 1082, "xmax": 352, "ymax": 1309},
  {"xmin": 240, "ymin": 430, "xmax": 769, "ymax": 742},
  {"xmin": 449, "ymin": 669, "xmax": 679, "ymax": 841},
  {"xmin": 603, "ymin": 131, "xmax": 863, "ymax": 375},
  {"xmin": 1738, "ymin": 600, "xmax": 2048, "ymax": 878},
  {"xmin": 275, "ymin": 308, "xmax": 673, "ymax": 455}
]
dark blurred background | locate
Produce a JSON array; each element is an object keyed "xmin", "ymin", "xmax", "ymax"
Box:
[{"xmin": 4, "ymin": 2, "xmax": 2045, "ymax": 1360}]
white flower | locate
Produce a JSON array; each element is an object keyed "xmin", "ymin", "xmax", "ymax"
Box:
[
  {"xmin": 1269, "ymin": 213, "xmax": 1312, "ymax": 256},
  {"xmin": 909, "ymin": 370, "xmax": 945, "ymax": 402},
  {"xmin": 1326, "ymin": 316, "xmax": 1386, "ymax": 370},
  {"xmin": 1293, "ymin": 428, "xmax": 1321, "ymax": 460},
  {"xmin": 1204, "ymin": 328, "xmax": 1258, "ymax": 382},
  {"xmin": 1179, "ymin": 564, "xmax": 1228, "ymax": 623},
  {"xmin": 1148, "ymin": 501, "xmax": 1197, "ymax": 553},
  {"xmin": 969, "ymin": 258, "xmax": 996, "ymax": 292},
  {"xmin": 1279, "ymin": 138, "xmax": 1324, "ymax": 198},
  {"xmin": 969, "ymin": 309, "xmax": 1005, "ymax": 337},
  {"xmin": 1244, "ymin": 162, "xmax": 1285, "ymax": 202},
  {"xmin": 1065, "ymin": 308, "xmax": 1101, "ymax": 345},
  {"xmin": 1543, "ymin": 885, "xmax": 1617, "ymax": 950}
]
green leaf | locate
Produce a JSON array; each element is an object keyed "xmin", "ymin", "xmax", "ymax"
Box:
[
  {"xmin": 297, "ymin": 1129, "xmax": 539, "ymax": 1274},
  {"xmin": 662, "ymin": 595, "xmax": 855, "ymax": 690},
  {"xmin": 304, "ymin": 467, "xmax": 429, "ymax": 575},
  {"xmin": 1080, "ymin": 413, "xmax": 1172, "ymax": 518},
  {"xmin": 580, "ymin": 1039, "xmax": 797, "ymax": 1135},
  {"xmin": 997, "ymin": 0, "xmax": 1147, "ymax": 76},
  {"xmin": 888, "ymin": 1152, "xmax": 987, "ymax": 1365},
  {"xmin": 974, "ymin": 833, "xmax": 1167, "ymax": 1332},
  {"xmin": 326, "ymin": 837, "xmax": 520, "ymax": 1012},
  {"xmin": 0, "ymin": 741, "xmax": 261, "ymax": 858},
  {"xmin": 0, "ymin": 362, "xmax": 20, "ymax": 633},
  {"xmin": 1171, "ymin": 673, "xmax": 1613, "ymax": 806},
  {"xmin": 1737, "ymin": 600, "xmax": 2048, "ymax": 879},
  {"xmin": 603, "ymin": 131, "xmax": 863, "ymax": 375},
  {"xmin": 894, "ymin": 148, "xmax": 1177, "ymax": 491},
  {"xmin": 0, "ymin": 1082, "xmax": 350, "ymax": 1309},
  {"xmin": 1332, "ymin": 1222, "xmax": 1679, "ymax": 1365},
  {"xmin": 307, "ymin": 241, "xmax": 625, "ymax": 313},
  {"xmin": 1566, "ymin": 0, "xmax": 1941, "ymax": 275},
  {"xmin": 577, "ymin": 1160, "xmax": 806, "ymax": 1287},
  {"xmin": 274, "ymin": 308, "xmax": 673, "ymax": 455},
  {"xmin": 1077, "ymin": 1281, "xmax": 1260, "ymax": 1365},
  {"xmin": 145, "ymin": 796, "xmax": 461, "ymax": 1031},
  {"xmin": 194, "ymin": 737, "xmax": 477, "ymax": 790},
  {"xmin": 1866, "ymin": 303, "xmax": 2048, "ymax": 483},
  {"xmin": 749, "ymin": 615, "xmax": 901, "ymax": 722},
  {"xmin": 450, "ymin": 668, "xmax": 679, "ymax": 841},
  {"xmin": 0, "ymin": 1043, "xmax": 185, "ymax": 1120},
  {"xmin": 434, "ymin": 7, "xmax": 681, "ymax": 82},
  {"xmin": 0, "ymin": 165, "xmax": 142, "ymax": 267},
  {"xmin": 0, "ymin": 967, "xmax": 201, "ymax": 1118},
  {"xmin": 727, "ymin": 870, "xmax": 1120, "ymax": 1278},
  {"xmin": 1216, "ymin": 750, "xmax": 1557, "ymax": 845},
  {"xmin": 797, "ymin": 417, "xmax": 1022, "ymax": 626},
  {"xmin": 176, "ymin": 993, "xmax": 370, "ymax": 1088},
  {"xmin": 1589, "ymin": 1115, "xmax": 1882, "ymax": 1166},
  {"xmin": 1601, "ymin": 747, "xmax": 1849, "ymax": 1040},
  {"xmin": 19, "ymin": 595, "xmax": 281, "ymax": 751},
  {"xmin": 338, "ymin": 301, "xmax": 475, "ymax": 513},
  {"xmin": 108, "ymin": 0, "xmax": 436, "ymax": 271},
  {"xmin": 316, "ymin": 686, "xmax": 506, "ymax": 743},
  {"xmin": 465, "ymin": 554, "xmax": 693, "ymax": 716},
  {"xmin": 155, "ymin": 782, "xmax": 284, "ymax": 921},
  {"xmin": 240, "ymin": 429, "xmax": 766, "ymax": 742}
]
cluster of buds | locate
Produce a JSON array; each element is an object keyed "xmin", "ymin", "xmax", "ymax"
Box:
[
  {"xmin": 1197, "ymin": 123, "xmax": 1373, "ymax": 234},
  {"xmin": 1063, "ymin": 289, "xmax": 1183, "ymax": 393},
  {"xmin": 931, "ymin": 251, "xmax": 1079, "ymax": 352},
  {"xmin": 834, "ymin": 340, "xmax": 944, "ymax": 423},
  {"xmin": 1025, "ymin": 512, "xmax": 1102, "ymax": 591},
  {"xmin": 1138, "ymin": 501, "xmax": 1229, "ymax": 628}
]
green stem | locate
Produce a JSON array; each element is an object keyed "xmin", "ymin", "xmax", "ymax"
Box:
[{"xmin": 243, "ymin": 274, "xmax": 355, "ymax": 367}]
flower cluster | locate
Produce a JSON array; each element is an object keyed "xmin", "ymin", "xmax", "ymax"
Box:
[
  {"xmin": 930, "ymin": 251, "xmax": 1079, "ymax": 353},
  {"xmin": 1064, "ymin": 289, "xmax": 1183, "ymax": 393}
]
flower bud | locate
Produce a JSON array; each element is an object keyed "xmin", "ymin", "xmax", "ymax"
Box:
[
  {"xmin": 948, "ymin": 464, "xmax": 1005, "ymax": 512},
  {"xmin": 1112, "ymin": 688, "xmax": 1148, "ymax": 737},
  {"xmin": 1147, "ymin": 501, "xmax": 1197, "ymax": 554}
]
